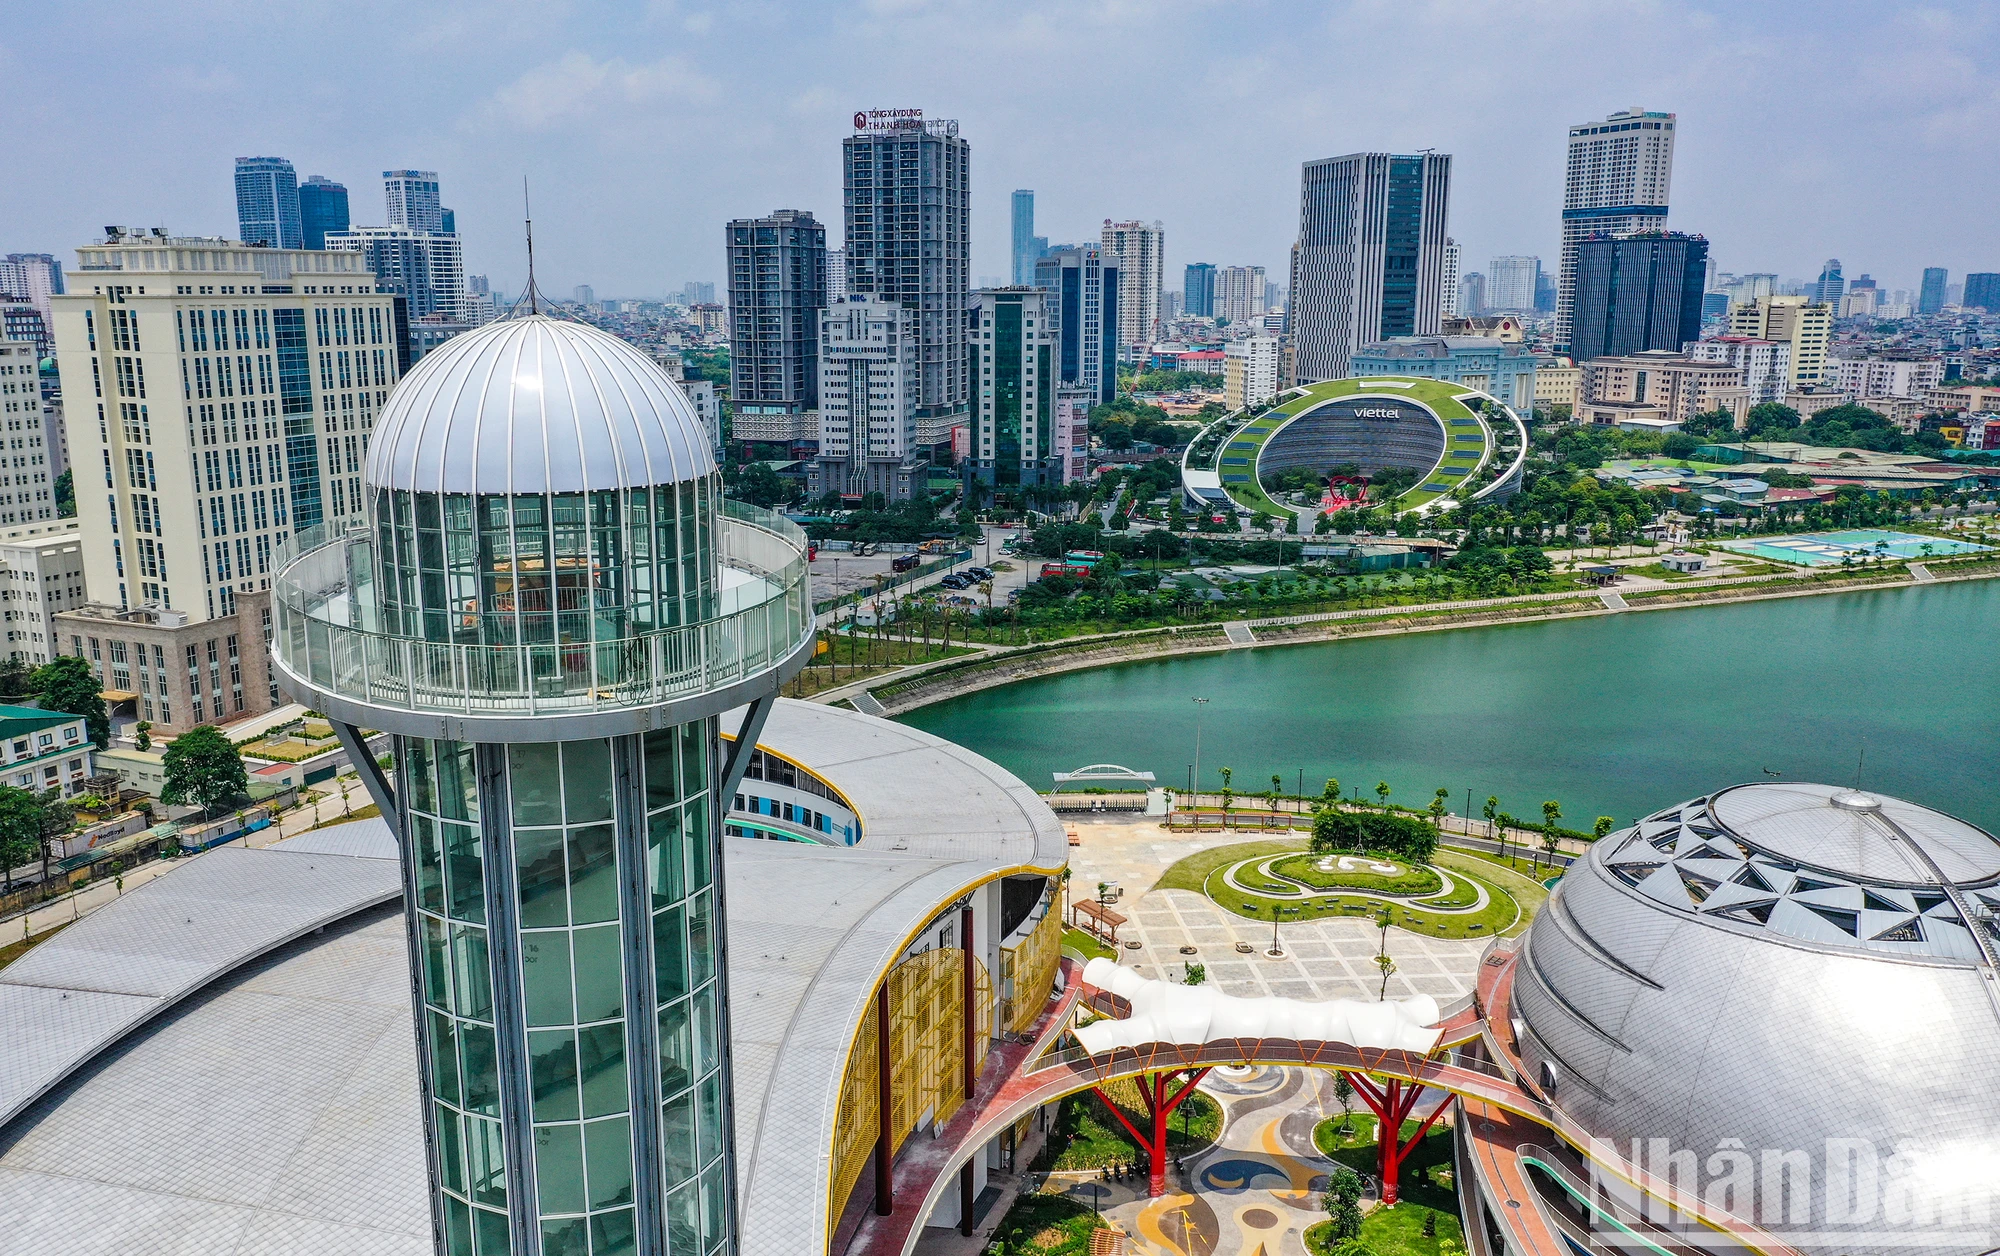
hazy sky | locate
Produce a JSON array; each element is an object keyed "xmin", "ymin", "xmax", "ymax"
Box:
[{"xmin": 9, "ymin": 1, "xmax": 1996, "ymax": 299}]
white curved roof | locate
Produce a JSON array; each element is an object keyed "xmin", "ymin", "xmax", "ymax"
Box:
[
  {"xmin": 1074, "ymin": 958, "xmax": 1441, "ymax": 1056},
  {"xmin": 366, "ymin": 315, "xmax": 717, "ymax": 495}
]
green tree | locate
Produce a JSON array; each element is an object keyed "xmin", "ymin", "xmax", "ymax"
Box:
[
  {"xmin": 1333, "ymin": 1073, "xmax": 1356, "ymax": 1135},
  {"xmin": 0, "ymin": 657, "xmax": 30, "ymax": 697},
  {"xmin": 1183, "ymin": 962, "xmax": 1206, "ymax": 986},
  {"xmin": 1538, "ymin": 799, "xmax": 1563, "ymax": 872},
  {"xmin": 1429, "ymin": 787, "xmax": 1450, "ymax": 832},
  {"xmin": 0, "ymin": 784, "xmax": 42, "ymax": 890},
  {"xmin": 55, "ymin": 469, "xmax": 75, "ymax": 517},
  {"xmin": 1483, "ymin": 794, "xmax": 1501, "ymax": 845},
  {"xmin": 1319, "ymin": 777, "xmax": 1342, "ymax": 812},
  {"xmin": 1374, "ymin": 907, "xmax": 1398, "ymax": 999},
  {"xmin": 1324, "ymin": 1166, "xmax": 1365, "ymax": 1241},
  {"xmin": 1374, "ymin": 780, "xmax": 1391, "ymax": 812},
  {"xmin": 30, "ymin": 655, "xmax": 109, "ymax": 748},
  {"xmin": 134, "ymin": 720, "xmax": 153, "ymax": 752},
  {"xmin": 1593, "ymin": 815, "xmax": 1616, "ymax": 841},
  {"xmin": 160, "ymin": 725, "xmax": 248, "ymax": 817}
]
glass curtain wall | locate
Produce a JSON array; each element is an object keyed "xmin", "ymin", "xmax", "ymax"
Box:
[
  {"xmin": 373, "ymin": 477, "xmax": 720, "ymax": 648},
  {"xmin": 404, "ymin": 722, "xmax": 727, "ymax": 1256}
]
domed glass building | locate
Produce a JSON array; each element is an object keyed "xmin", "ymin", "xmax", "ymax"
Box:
[
  {"xmin": 1468, "ymin": 781, "xmax": 2000, "ymax": 1256},
  {"xmin": 271, "ymin": 316, "xmax": 814, "ymax": 1256}
]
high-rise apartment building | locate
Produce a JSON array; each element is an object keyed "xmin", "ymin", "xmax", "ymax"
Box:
[
  {"xmin": 1727, "ymin": 295, "xmax": 1832, "ymax": 385},
  {"xmin": 573, "ymin": 285, "xmax": 596, "ymax": 306},
  {"xmin": 52, "ymin": 232, "xmax": 401, "ymax": 624},
  {"xmin": 1810, "ymin": 259, "xmax": 1845, "ymax": 307},
  {"xmin": 1964, "ymin": 273, "xmax": 2000, "ymax": 313},
  {"xmin": 1687, "ymin": 336, "xmax": 1792, "ymax": 402},
  {"xmin": 234, "ymin": 157, "xmax": 302, "ymax": 250},
  {"xmin": 0, "ymin": 518, "xmax": 84, "ymax": 665},
  {"xmin": 681, "ymin": 280, "xmax": 716, "ymax": 306},
  {"xmin": 1184, "ymin": 263, "xmax": 1217, "ymax": 318},
  {"xmin": 298, "ymin": 177, "xmax": 349, "ymax": 250},
  {"xmin": 1486, "ymin": 256, "xmax": 1541, "ymax": 312},
  {"xmin": 1556, "ymin": 108, "xmax": 1676, "ymax": 352},
  {"xmin": 842, "ymin": 113, "xmax": 969, "ymax": 450},
  {"xmin": 1569, "ymin": 232, "xmax": 1708, "ymax": 364},
  {"xmin": 725, "ymin": 210, "xmax": 827, "ymax": 427},
  {"xmin": 1457, "ymin": 272, "xmax": 1485, "ymax": 317},
  {"xmin": 825, "ymin": 249, "xmax": 846, "ymax": 304},
  {"xmin": 967, "ymin": 287, "xmax": 1055, "ymax": 487},
  {"xmin": 325, "ymin": 226, "xmax": 468, "ymax": 322},
  {"xmin": 1214, "ymin": 265, "xmax": 1267, "ymax": 324},
  {"xmin": 1010, "ymin": 190, "xmax": 1047, "ymax": 287},
  {"xmin": 0, "ymin": 254, "xmax": 65, "ymax": 325},
  {"xmin": 814, "ymin": 298, "xmax": 921, "ymax": 500},
  {"xmin": 382, "ymin": 169, "xmax": 444, "ymax": 233},
  {"xmin": 1289, "ymin": 152, "xmax": 1452, "ymax": 382},
  {"xmin": 0, "ymin": 339, "xmax": 56, "ymax": 525},
  {"xmin": 1033, "ymin": 244, "xmax": 1120, "ymax": 405},
  {"xmin": 1100, "ymin": 220, "xmax": 1164, "ymax": 359},
  {"xmin": 1439, "ymin": 239, "xmax": 1459, "ymax": 325},
  {"xmin": 1224, "ymin": 336, "xmax": 1280, "ymax": 411},
  {"xmin": 1919, "ymin": 267, "xmax": 1948, "ymax": 315}
]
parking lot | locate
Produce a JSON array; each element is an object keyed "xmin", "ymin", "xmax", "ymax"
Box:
[{"xmin": 808, "ymin": 526, "xmax": 1034, "ymax": 625}]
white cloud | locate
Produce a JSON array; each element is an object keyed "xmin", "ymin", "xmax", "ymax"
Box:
[{"xmin": 484, "ymin": 51, "xmax": 721, "ymax": 130}]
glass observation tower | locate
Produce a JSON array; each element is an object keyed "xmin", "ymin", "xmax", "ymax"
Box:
[{"xmin": 270, "ymin": 315, "xmax": 814, "ymax": 1256}]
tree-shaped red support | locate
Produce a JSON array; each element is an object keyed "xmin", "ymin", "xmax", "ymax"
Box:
[
  {"xmin": 1342, "ymin": 1072, "xmax": 1448, "ymax": 1205},
  {"xmin": 1090, "ymin": 1067, "xmax": 1212, "ymax": 1197}
]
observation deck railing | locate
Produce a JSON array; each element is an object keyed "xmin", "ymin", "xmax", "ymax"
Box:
[{"xmin": 271, "ymin": 499, "xmax": 813, "ymax": 720}]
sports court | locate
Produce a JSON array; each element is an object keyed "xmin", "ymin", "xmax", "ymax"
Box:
[{"xmin": 1717, "ymin": 528, "xmax": 1991, "ymax": 566}]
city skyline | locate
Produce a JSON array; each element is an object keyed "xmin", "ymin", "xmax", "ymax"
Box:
[{"xmin": 5, "ymin": 2, "xmax": 1996, "ymax": 299}]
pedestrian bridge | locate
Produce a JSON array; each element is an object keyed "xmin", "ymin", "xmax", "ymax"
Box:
[{"xmin": 842, "ymin": 954, "xmax": 1809, "ymax": 1256}]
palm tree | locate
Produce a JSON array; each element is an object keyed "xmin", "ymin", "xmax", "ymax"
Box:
[{"xmin": 1374, "ymin": 780, "xmax": 1391, "ymax": 813}]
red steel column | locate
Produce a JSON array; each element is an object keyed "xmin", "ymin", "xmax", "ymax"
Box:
[{"xmin": 874, "ymin": 982, "xmax": 894, "ymax": 1216}]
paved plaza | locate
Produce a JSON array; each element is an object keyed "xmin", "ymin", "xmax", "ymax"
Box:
[{"xmin": 1065, "ymin": 818, "xmax": 1492, "ymax": 1002}]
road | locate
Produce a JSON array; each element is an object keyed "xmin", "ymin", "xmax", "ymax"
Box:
[{"xmin": 811, "ymin": 526, "xmax": 1034, "ymax": 628}]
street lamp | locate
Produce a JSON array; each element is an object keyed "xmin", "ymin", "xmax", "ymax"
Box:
[{"xmin": 1191, "ymin": 697, "xmax": 1209, "ymax": 812}]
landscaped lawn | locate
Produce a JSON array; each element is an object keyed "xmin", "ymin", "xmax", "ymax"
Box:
[
  {"xmin": 1270, "ymin": 852, "xmax": 1443, "ymax": 896},
  {"xmin": 1034, "ymin": 1086, "xmax": 1221, "ymax": 1172},
  {"xmin": 985, "ymin": 1192, "xmax": 1108, "ymax": 1256},
  {"xmin": 1061, "ymin": 927, "xmax": 1117, "ymax": 962},
  {"xmin": 1305, "ymin": 1117, "xmax": 1464, "ymax": 1256}
]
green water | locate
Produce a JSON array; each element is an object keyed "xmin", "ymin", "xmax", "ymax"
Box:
[{"xmin": 900, "ymin": 581, "xmax": 2000, "ymax": 831}]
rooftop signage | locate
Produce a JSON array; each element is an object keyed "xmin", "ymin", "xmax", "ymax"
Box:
[{"xmin": 853, "ymin": 108, "xmax": 923, "ymax": 131}]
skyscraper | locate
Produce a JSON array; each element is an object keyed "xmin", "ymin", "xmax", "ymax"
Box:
[
  {"xmin": 1965, "ymin": 274, "xmax": 2000, "ymax": 313},
  {"xmin": 0, "ymin": 253, "xmax": 64, "ymax": 324},
  {"xmin": 1458, "ymin": 273, "xmax": 1486, "ymax": 317},
  {"xmin": 1486, "ymin": 256, "xmax": 1541, "ymax": 312},
  {"xmin": 1569, "ymin": 232, "xmax": 1708, "ymax": 363},
  {"xmin": 824, "ymin": 250, "xmax": 846, "ymax": 304},
  {"xmin": 1100, "ymin": 220, "xmax": 1164, "ymax": 359},
  {"xmin": 234, "ymin": 156, "xmax": 302, "ymax": 249},
  {"xmin": 1289, "ymin": 151, "xmax": 1451, "ymax": 382},
  {"xmin": 1010, "ymin": 190, "xmax": 1046, "ymax": 287},
  {"xmin": 725, "ymin": 210, "xmax": 827, "ymax": 424},
  {"xmin": 1556, "ymin": 108, "xmax": 1676, "ymax": 352},
  {"xmin": 383, "ymin": 169, "xmax": 444, "ymax": 232},
  {"xmin": 52, "ymin": 231, "xmax": 400, "ymax": 625},
  {"xmin": 1919, "ymin": 267, "xmax": 1948, "ymax": 315},
  {"xmin": 843, "ymin": 113, "xmax": 969, "ymax": 449},
  {"xmin": 815, "ymin": 298, "xmax": 921, "ymax": 499},
  {"xmin": 1034, "ymin": 244, "xmax": 1120, "ymax": 405},
  {"xmin": 1439, "ymin": 240, "xmax": 1459, "ymax": 325},
  {"xmin": 1184, "ymin": 263, "xmax": 1216, "ymax": 318},
  {"xmin": 967, "ymin": 287, "xmax": 1055, "ymax": 486},
  {"xmin": 298, "ymin": 176, "xmax": 350, "ymax": 250},
  {"xmin": 1214, "ymin": 266, "xmax": 1267, "ymax": 323},
  {"xmin": 1811, "ymin": 259, "xmax": 1845, "ymax": 307},
  {"xmin": 325, "ymin": 226, "xmax": 469, "ymax": 322}
]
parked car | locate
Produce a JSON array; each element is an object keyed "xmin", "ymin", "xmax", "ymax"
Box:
[
  {"xmin": 965, "ymin": 567, "xmax": 994, "ymax": 582},
  {"xmin": 938, "ymin": 573, "xmax": 973, "ymax": 590},
  {"xmin": 891, "ymin": 554, "xmax": 922, "ymax": 573}
]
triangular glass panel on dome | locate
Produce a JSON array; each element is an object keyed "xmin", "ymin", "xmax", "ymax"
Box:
[
  {"xmin": 1678, "ymin": 856, "xmax": 1747, "ymax": 883},
  {"xmin": 1792, "ymin": 884, "xmax": 1865, "ymax": 911},
  {"xmin": 1646, "ymin": 829, "xmax": 1683, "ymax": 854},
  {"xmin": 1862, "ymin": 889, "xmax": 1914, "ymax": 914},
  {"xmin": 1713, "ymin": 899, "xmax": 1777, "ymax": 926},
  {"xmin": 1867, "ymin": 916, "xmax": 1925, "ymax": 943},
  {"xmin": 1750, "ymin": 855, "xmax": 1800, "ymax": 875},
  {"xmin": 1610, "ymin": 861, "xmax": 1663, "ymax": 889},
  {"xmin": 1800, "ymin": 902, "xmax": 1861, "ymax": 936},
  {"xmin": 1647, "ymin": 811, "xmax": 1684, "ymax": 825},
  {"xmin": 1636, "ymin": 863, "xmax": 1694, "ymax": 909},
  {"xmin": 1678, "ymin": 869, "xmax": 1720, "ymax": 904},
  {"xmin": 1732, "ymin": 863, "xmax": 1776, "ymax": 892},
  {"xmin": 1701, "ymin": 835, "xmax": 1750, "ymax": 860},
  {"xmin": 1610, "ymin": 834, "xmax": 1664, "ymax": 864},
  {"xmin": 1697, "ymin": 879, "xmax": 1780, "ymax": 915},
  {"xmin": 1914, "ymin": 892, "xmax": 1951, "ymax": 915},
  {"xmin": 1795, "ymin": 876, "xmax": 1844, "ymax": 894}
]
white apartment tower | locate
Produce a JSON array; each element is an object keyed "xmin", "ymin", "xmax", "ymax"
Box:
[
  {"xmin": 382, "ymin": 169, "xmax": 444, "ymax": 232},
  {"xmin": 1101, "ymin": 220, "xmax": 1164, "ymax": 359},
  {"xmin": 1556, "ymin": 108, "xmax": 1677, "ymax": 352},
  {"xmin": 1214, "ymin": 266, "xmax": 1267, "ymax": 324},
  {"xmin": 1487, "ymin": 256, "xmax": 1542, "ymax": 313},
  {"xmin": 0, "ymin": 520, "xmax": 84, "ymax": 664},
  {"xmin": 52, "ymin": 232, "xmax": 400, "ymax": 621},
  {"xmin": 815, "ymin": 299, "xmax": 921, "ymax": 500},
  {"xmin": 0, "ymin": 340, "xmax": 54, "ymax": 526},
  {"xmin": 1224, "ymin": 336, "xmax": 1281, "ymax": 411},
  {"xmin": 1439, "ymin": 239, "xmax": 1460, "ymax": 326}
]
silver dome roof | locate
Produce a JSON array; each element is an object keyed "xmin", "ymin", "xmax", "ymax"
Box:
[
  {"xmin": 1514, "ymin": 782, "xmax": 2000, "ymax": 1256},
  {"xmin": 366, "ymin": 315, "xmax": 717, "ymax": 496}
]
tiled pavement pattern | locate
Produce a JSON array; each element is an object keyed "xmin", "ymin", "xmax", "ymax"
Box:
[
  {"xmin": 0, "ymin": 908, "xmax": 430, "ymax": 1256},
  {"xmin": 1111, "ymin": 887, "xmax": 1488, "ymax": 1003}
]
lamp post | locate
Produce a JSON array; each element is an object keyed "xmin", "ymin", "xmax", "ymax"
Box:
[{"xmin": 1190, "ymin": 697, "xmax": 1209, "ymax": 813}]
